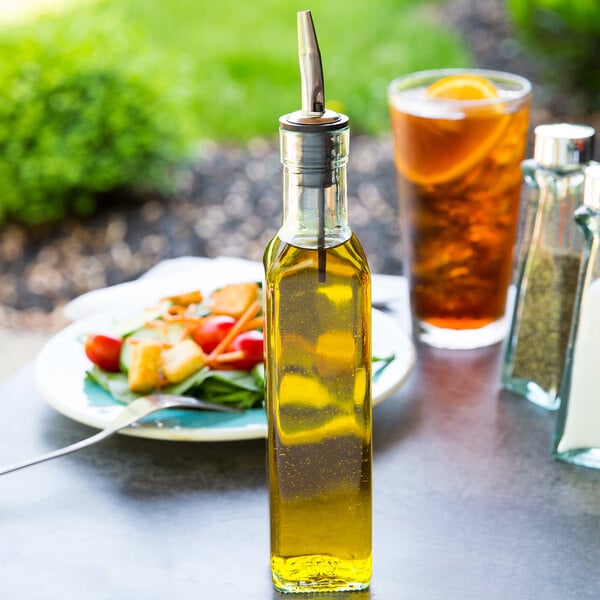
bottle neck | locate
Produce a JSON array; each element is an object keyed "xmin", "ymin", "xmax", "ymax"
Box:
[
  {"xmin": 279, "ymin": 125, "xmax": 351, "ymax": 249},
  {"xmin": 523, "ymin": 159, "xmax": 587, "ymax": 251},
  {"xmin": 280, "ymin": 164, "xmax": 350, "ymax": 248}
]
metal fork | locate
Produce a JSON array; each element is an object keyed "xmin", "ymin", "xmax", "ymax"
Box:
[{"xmin": 0, "ymin": 394, "xmax": 241, "ymax": 476}]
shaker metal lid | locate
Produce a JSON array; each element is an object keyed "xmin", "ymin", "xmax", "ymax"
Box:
[
  {"xmin": 583, "ymin": 164, "xmax": 600, "ymax": 209},
  {"xmin": 533, "ymin": 123, "xmax": 595, "ymax": 167}
]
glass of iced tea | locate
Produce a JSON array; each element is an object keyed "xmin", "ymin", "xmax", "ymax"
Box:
[{"xmin": 388, "ymin": 68, "xmax": 532, "ymax": 349}]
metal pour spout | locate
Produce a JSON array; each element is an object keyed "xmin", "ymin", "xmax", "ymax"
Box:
[
  {"xmin": 298, "ymin": 10, "xmax": 325, "ymax": 117},
  {"xmin": 286, "ymin": 10, "xmax": 341, "ymax": 127}
]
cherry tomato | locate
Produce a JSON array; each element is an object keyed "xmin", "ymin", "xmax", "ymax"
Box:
[
  {"xmin": 84, "ymin": 334, "xmax": 123, "ymax": 372},
  {"xmin": 227, "ymin": 330, "xmax": 264, "ymax": 370},
  {"xmin": 192, "ymin": 315, "xmax": 236, "ymax": 353}
]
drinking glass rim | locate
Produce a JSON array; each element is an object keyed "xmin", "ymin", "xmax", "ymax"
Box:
[{"xmin": 388, "ymin": 67, "xmax": 532, "ymax": 107}]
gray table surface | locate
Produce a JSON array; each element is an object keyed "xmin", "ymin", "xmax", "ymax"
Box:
[{"xmin": 1, "ymin": 328, "xmax": 599, "ymax": 599}]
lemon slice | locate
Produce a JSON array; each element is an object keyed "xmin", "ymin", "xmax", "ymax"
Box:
[
  {"xmin": 425, "ymin": 74, "xmax": 499, "ymax": 100},
  {"xmin": 391, "ymin": 74, "xmax": 510, "ymax": 186}
]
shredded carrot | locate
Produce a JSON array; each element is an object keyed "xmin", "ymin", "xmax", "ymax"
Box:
[
  {"xmin": 144, "ymin": 320, "xmax": 170, "ymax": 336},
  {"xmin": 126, "ymin": 337, "xmax": 173, "ymax": 350},
  {"xmin": 207, "ymin": 300, "xmax": 261, "ymax": 362},
  {"xmin": 162, "ymin": 305, "xmax": 187, "ymax": 321},
  {"xmin": 243, "ymin": 316, "xmax": 264, "ymax": 331},
  {"xmin": 183, "ymin": 316, "xmax": 205, "ymax": 326},
  {"xmin": 212, "ymin": 350, "xmax": 245, "ymax": 364}
]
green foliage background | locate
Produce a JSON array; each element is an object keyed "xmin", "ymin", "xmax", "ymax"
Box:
[
  {"xmin": 0, "ymin": 0, "xmax": 472, "ymax": 225},
  {"xmin": 74, "ymin": 0, "xmax": 473, "ymax": 138},
  {"xmin": 507, "ymin": 0, "xmax": 600, "ymax": 111}
]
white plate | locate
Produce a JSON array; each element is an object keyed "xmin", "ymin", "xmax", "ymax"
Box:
[{"xmin": 34, "ymin": 306, "xmax": 415, "ymax": 442}]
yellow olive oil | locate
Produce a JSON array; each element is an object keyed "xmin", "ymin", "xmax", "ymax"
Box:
[
  {"xmin": 264, "ymin": 234, "xmax": 372, "ymax": 593},
  {"xmin": 266, "ymin": 11, "xmax": 372, "ymax": 591}
]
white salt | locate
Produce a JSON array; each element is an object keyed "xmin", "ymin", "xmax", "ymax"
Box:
[{"xmin": 557, "ymin": 278, "xmax": 600, "ymax": 453}]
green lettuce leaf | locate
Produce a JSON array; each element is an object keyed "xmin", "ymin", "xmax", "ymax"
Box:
[{"xmin": 86, "ymin": 365, "xmax": 264, "ymax": 409}]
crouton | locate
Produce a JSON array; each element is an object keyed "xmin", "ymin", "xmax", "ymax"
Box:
[
  {"xmin": 128, "ymin": 340, "xmax": 162, "ymax": 393},
  {"xmin": 161, "ymin": 290, "xmax": 203, "ymax": 307},
  {"xmin": 208, "ymin": 283, "xmax": 260, "ymax": 319},
  {"xmin": 162, "ymin": 339, "xmax": 206, "ymax": 383}
]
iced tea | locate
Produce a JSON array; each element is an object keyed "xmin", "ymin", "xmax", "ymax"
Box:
[{"xmin": 388, "ymin": 69, "xmax": 531, "ymax": 348}]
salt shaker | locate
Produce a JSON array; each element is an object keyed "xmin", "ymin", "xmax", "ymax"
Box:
[
  {"xmin": 502, "ymin": 123, "xmax": 595, "ymax": 410},
  {"xmin": 553, "ymin": 164, "xmax": 600, "ymax": 468}
]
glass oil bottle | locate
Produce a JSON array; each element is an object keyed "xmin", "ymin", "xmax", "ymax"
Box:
[
  {"xmin": 502, "ymin": 123, "xmax": 595, "ymax": 410},
  {"xmin": 263, "ymin": 10, "xmax": 372, "ymax": 593},
  {"xmin": 553, "ymin": 164, "xmax": 600, "ymax": 468}
]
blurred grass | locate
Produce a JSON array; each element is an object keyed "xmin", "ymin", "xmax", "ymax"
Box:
[{"xmin": 21, "ymin": 0, "xmax": 472, "ymax": 141}]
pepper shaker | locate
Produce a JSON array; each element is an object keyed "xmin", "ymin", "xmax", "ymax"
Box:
[{"xmin": 502, "ymin": 123, "xmax": 595, "ymax": 410}]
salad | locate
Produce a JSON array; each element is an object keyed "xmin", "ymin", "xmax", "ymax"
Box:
[
  {"xmin": 84, "ymin": 282, "xmax": 266, "ymax": 410},
  {"xmin": 83, "ymin": 281, "xmax": 396, "ymax": 411}
]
